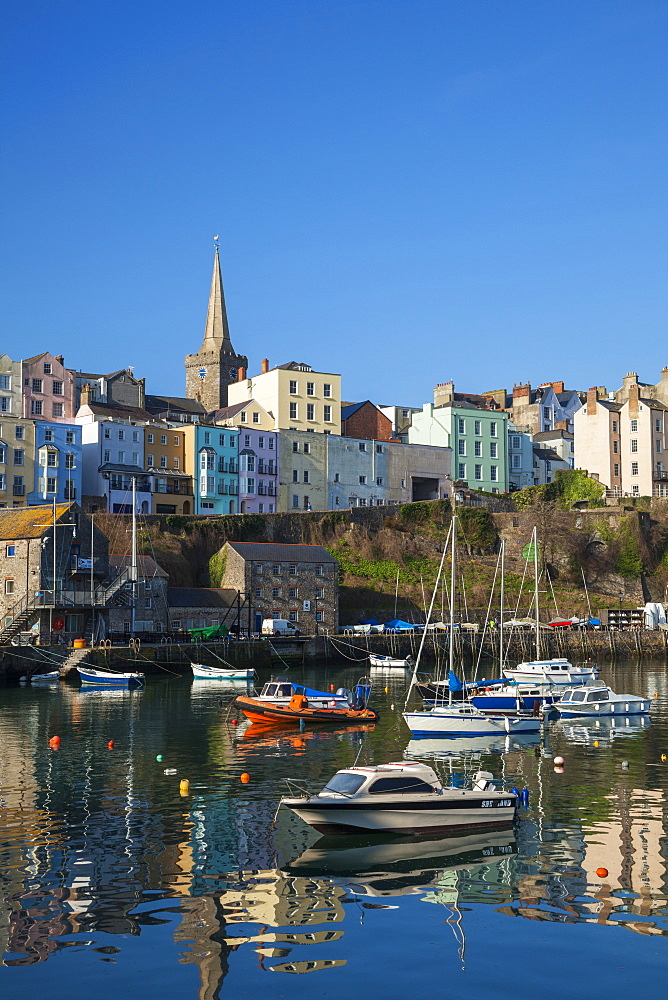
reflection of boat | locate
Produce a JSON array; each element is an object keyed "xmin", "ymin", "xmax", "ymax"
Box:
[
  {"xmin": 557, "ymin": 715, "xmax": 651, "ymax": 745},
  {"xmin": 555, "ymin": 684, "xmax": 651, "ymax": 718},
  {"xmin": 191, "ymin": 663, "xmax": 254, "ymax": 680},
  {"xmin": 404, "ymin": 732, "xmax": 541, "ymax": 760},
  {"xmin": 238, "ymin": 721, "xmax": 377, "ymax": 743},
  {"xmin": 234, "ymin": 694, "xmax": 378, "ymax": 726},
  {"xmin": 77, "ymin": 666, "xmax": 145, "ymax": 688},
  {"xmin": 283, "ymin": 828, "xmax": 517, "ymax": 896},
  {"xmin": 281, "ymin": 761, "xmax": 517, "ymax": 835}
]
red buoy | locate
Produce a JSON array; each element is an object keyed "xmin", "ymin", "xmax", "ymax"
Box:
[
  {"xmin": 596, "ymin": 867, "xmax": 609, "ymax": 878},
  {"xmin": 330, "ymin": 684, "xmax": 335, "ymax": 692},
  {"xmin": 49, "ymin": 736, "xmax": 61, "ymax": 749},
  {"xmin": 231, "ymin": 719, "xmax": 238, "ymax": 726},
  {"xmin": 240, "ymin": 772, "xmax": 250, "ymax": 784},
  {"xmin": 107, "ymin": 740, "xmax": 115, "ymax": 749}
]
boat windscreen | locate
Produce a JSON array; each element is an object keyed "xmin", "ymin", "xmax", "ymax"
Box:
[
  {"xmin": 368, "ymin": 776, "xmax": 436, "ymax": 794},
  {"xmin": 321, "ymin": 773, "xmax": 366, "ymax": 796}
]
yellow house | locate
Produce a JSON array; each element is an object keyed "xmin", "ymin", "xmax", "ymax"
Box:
[
  {"xmin": 0, "ymin": 416, "xmax": 35, "ymax": 508},
  {"xmin": 144, "ymin": 425, "xmax": 193, "ymax": 514},
  {"xmin": 227, "ymin": 360, "xmax": 341, "ymax": 435}
]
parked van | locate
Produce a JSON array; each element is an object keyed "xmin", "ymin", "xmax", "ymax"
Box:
[{"xmin": 262, "ymin": 618, "xmax": 301, "ymax": 637}]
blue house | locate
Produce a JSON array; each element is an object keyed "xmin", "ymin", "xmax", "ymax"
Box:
[
  {"xmin": 192, "ymin": 424, "xmax": 239, "ymax": 515},
  {"xmin": 28, "ymin": 420, "xmax": 82, "ymax": 506}
]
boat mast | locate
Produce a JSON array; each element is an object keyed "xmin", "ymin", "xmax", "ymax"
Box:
[
  {"xmin": 499, "ymin": 538, "xmax": 504, "ymax": 673},
  {"xmin": 131, "ymin": 476, "xmax": 137, "ymax": 637},
  {"xmin": 533, "ymin": 525, "xmax": 540, "ymax": 661},
  {"xmin": 448, "ymin": 514, "xmax": 457, "ymax": 705}
]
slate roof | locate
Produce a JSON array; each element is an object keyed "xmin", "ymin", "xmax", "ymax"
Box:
[
  {"xmin": 110, "ymin": 555, "xmax": 169, "ymax": 578},
  {"xmin": 167, "ymin": 587, "xmax": 238, "ymax": 608},
  {"xmin": 226, "ymin": 542, "xmax": 337, "ymax": 563},
  {"xmin": 533, "ymin": 429, "xmax": 574, "ymax": 442},
  {"xmin": 84, "ymin": 401, "xmax": 163, "ymax": 423},
  {"xmin": 341, "ymin": 401, "xmax": 369, "ymax": 420},
  {"xmin": 145, "ymin": 395, "xmax": 206, "ymax": 415},
  {"xmin": 0, "ymin": 503, "xmax": 74, "ymax": 540}
]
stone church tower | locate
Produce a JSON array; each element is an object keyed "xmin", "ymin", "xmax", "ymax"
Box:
[{"xmin": 185, "ymin": 247, "xmax": 248, "ymax": 412}]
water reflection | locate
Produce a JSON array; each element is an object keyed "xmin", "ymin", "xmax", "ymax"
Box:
[{"xmin": 0, "ymin": 661, "xmax": 667, "ymax": 996}]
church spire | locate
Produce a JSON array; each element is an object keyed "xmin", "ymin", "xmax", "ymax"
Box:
[{"xmin": 201, "ymin": 245, "xmax": 233, "ymax": 352}]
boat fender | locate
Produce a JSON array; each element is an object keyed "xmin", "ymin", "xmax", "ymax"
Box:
[
  {"xmin": 520, "ymin": 788, "xmax": 530, "ymax": 807},
  {"xmin": 510, "ymin": 786, "xmax": 520, "ymax": 797}
]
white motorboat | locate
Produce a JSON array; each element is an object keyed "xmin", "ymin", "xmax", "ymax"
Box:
[
  {"xmin": 191, "ymin": 663, "xmax": 254, "ymax": 681},
  {"xmin": 77, "ymin": 666, "xmax": 144, "ymax": 688},
  {"xmin": 280, "ymin": 761, "xmax": 517, "ymax": 835},
  {"xmin": 369, "ymin": 653, "xmax": 413, "ymax": 669},
  {"xmin": 403, "ymin": 703, "xmax": 543, "ymax": 737},
  {"xmin": 29, "ymin": 670, "xmax": 61, "ymax": 685},
  {"xmin": 554, "ymin": 684, "xmax": 651, "ymax": 718},
  {"xmin": 503, "ymin": 657, "xmax": 598, "ymax": 686}
]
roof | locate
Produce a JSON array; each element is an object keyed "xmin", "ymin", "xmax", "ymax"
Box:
[
  {"xmin": 84, "ymin": 401, "xmax": 163, "ymax": 423},
  {"xmin": 532, "ymin": 446, "xmax": 566, "ymax": 462},
  {"xmin": 208, "ymin": 401, "xmax": 250, "ymax": 421},
  {"xmin": 167, "ymin": 587, "xmax": 238, "ymax": 608},
  {"xmin": 533, "ymin": 429, "xmax": 574, "ymax": 441},
  {"xmin": 145, "ymin": 395, "xmax": 206, "ymax": 415},
  {"xmin": 226, "ymin": 542, "xmax": 337, "ymax": 563},
  {"xmin": 341, "ymin": 401, "xmax": 370, "ymax": 420},
  {"xmin": 110, "ymin": 555, "xmax": 169, "ymax": 578},
  {"xmin": 0, "ymin": 503, "xmax": 74, "ymax": 540}
]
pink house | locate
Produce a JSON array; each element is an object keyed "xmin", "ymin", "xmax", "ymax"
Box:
[{"xmin": 22, "ymin": 352, "xmax": 77, "ymax": 421}]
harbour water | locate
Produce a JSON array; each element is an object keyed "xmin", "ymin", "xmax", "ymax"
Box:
[{"xmin": 1, "ymin": 660, "xmax": 667, "ymax": 998}]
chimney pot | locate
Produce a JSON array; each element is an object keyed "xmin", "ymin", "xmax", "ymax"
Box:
[
  {"xmin": 237, "ymin": 367, "xmax": 247, "ymax": 382},
  {"xmin": 261, "ymin": 358, "xmax": 269, "ymax": 374}
]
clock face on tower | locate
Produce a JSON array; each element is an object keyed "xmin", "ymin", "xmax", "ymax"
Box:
[
  {"xmin": 198, "ymin": 366, "xmax": 207, "ymax": 379},
  {"xmin": 228, "ymin": 367, "xmax": 238, "ymax": 379}
]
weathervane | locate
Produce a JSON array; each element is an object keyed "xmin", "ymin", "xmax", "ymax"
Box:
[{"xmin": 213, "ymin": 234, "xmax": 220, "ymax": 249}]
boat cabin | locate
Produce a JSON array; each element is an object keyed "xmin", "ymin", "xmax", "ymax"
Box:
[
  {"xmin": 561, "ymin": 686, "xmax": 610, "ymax": 704},
  {"xmin": 318, "ymin": 762, "xmax": 442, "ymax": 799},
  {"xmin": 261, "ymin": 681, "xmax": 294, "ymax": 699}
]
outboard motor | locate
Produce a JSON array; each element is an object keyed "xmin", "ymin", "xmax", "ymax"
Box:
[
  {"xmin": 473, "ymin": 770, "xmax": 495, "ymax": 792},
  {"xmin": 336, "ymin": 687, "xmax": 353, "ymax": 706}
]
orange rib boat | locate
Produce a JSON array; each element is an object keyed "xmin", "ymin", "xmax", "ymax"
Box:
[{"xmin": 234, "ymin": 692, "xmax": 379, "ymax": 726}]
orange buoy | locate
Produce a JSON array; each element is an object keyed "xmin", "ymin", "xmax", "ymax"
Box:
[
  {"xmin": 240, "ymin": 772, "xmax": 250, "ymax": 784},
  {"xmin": 596, "ymin": 867, "xmax": 609, "ymax": 878},
  {"xmin": 330, "ymin": 684, "xmax": 335, "ymax": 692},
  {"xmin": 107, "ymin": 740, "xmax": 115, "ymax": 749},
  {"xmin": 179, "ymin": 779, "xmax": 190, "ymax": 796},
  {"xmin": 49, "ymin": 736, "xmax": 61, "ymax": 749}
]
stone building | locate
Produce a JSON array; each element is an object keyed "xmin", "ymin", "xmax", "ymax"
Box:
[
  {"xmin": 107, "ymin": 555, "xmax": 169, "ymax": 634},
  {"xmin": 220, "ymin": 541, "xmax": 339, "ymax": 633},
  {"xmin": 184, "ymin": 246, "xmax": 248, "ymax": 412},
  {"xmin": 74, "ymin": 368, "xmax": 146, "ymax": 410},
  {"xmin": 0, "ymin": 503, "xmax": 111, "ymax": 642},
  {"xmin": 167, "ymin": 587, "xmax": 243, "ymax": 633}
]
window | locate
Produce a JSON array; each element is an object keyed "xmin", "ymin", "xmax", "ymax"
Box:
[
  {"xmin": 612, "ymin": 421, "xmax": 618, "ymax": 432},
  {"xmin": 474, "ymin": 464, "xmax": 482, "ymax": 481},
  {"xmin": 306, "ymin": 403, "xmax": 315, "ymax": 420},
  {"xmin": 268, "ymin": 437, "xmax": 274, "ymax": 449},
  {"xmin": 272, "ymin": 564, "xmax": 281, "ymax": 575},
  {"xmin": 631, "ymin": 461, "xmax": 639, "ymax": 475},
  {"xmin": 259, "ymin": 436, "xmax": 264, "ymax": 448},
  {"xmin": 132, "ymin": 453, "xmax": 139, "ymax": 465},
  {"xmin": 333, "ymin": 472, "xmax": 339, "ymax": 482},
  {"xmin": 52, "ymin": 381, "xmax": 63, "ymax": 395},
  {"xmin": 303, "ymin": 470, "xmax": 309, "ymax": 483},
  {"xmin": 293, "ymin": 494, "xmax": 300, "ymax": 508},
  {"xmin": 474, "ymin": 441, "xmax": 482, "ymax": 457},
  {"xmin": 290, "ymin": 379, "xmax": 298, "ymax": 394},
  {"xmin": 474, "ymin": 420, "xmax": 481, "ymax": 435},
  {"xmin": 6, "ymin": 545, "xmax": 15, "ymax": 557},
  {"xmin": 44, "ymin": 428, "xmax": 54, "ymax": 442},
  {"xmin": 512, "ymin": 454, "xmax": 521, "ymax": 469},
  {"xmin": 103, "ymin": 449, "xmax": 111, "ymax": 462},
  {"xmin": 147, "ymin": 433, "xmax": 154, "ymax": 443},
  {"xmin": 315, "ymin": 564, "xmax": 323, "ymax": 576},
  {"xmin": 46, "ymin": 451, "xmax": 57, "ymax": 467},
  {"xmin": 289, "ymin": 610, "xmax": 298, "ymax": 622},
  {"xmin": 613, "ymin": 440, "xmax": 619, "ymax": 454},
  {"xmin": 632, "ymin": 485, "xmax": 639, "ymax": 496},
  {"xmin": 289, "ymin": 402, "xmax": 298, "ymax": 420},
  {"xmin": 161, "ymin": 435, "xmax": 167, "ymax": 445},
  {"xmin": 160, "ymin": 456, "xmax": 167, "ymax": 468},
  {"xmin": 303, "ymin": 441, "xmax": 310, "ymax": 454},
  {"xmin": 376, "ymin": 477, "xmax": 383, "ymax": 486},
  {"xmin": 245, "ymin": 435, "xmax": 251, "ymax": 447},
  {"xmin": 15, "ymin": 426, "xmax": 24, "ymax": 439},
  {"xmin": 315, "ymin": 586, "xmax": 324, "ymax": 599},
  {"xmin": 173, "ymin": 457, "xmax": 179, "ymax": 469},
  {"xmin": 272, "ymin": 587, "xmax": 281, "ymax": 598},
  {"xmin": 656, "ymin": 418, "xmax": 662, "ymax": 432},
  {"xmin": 490, "ymin": 465, "xmax": 498, "ymax": 482},
  {"xmin": 543, "ymin": 407, "xmax": 550, "ymax": 419},
  {"xmin": 358, "ymin": 442, "xmax": 366, "ymax": 452},
  {"xmin": 203, "ymin": 432, "xmax": 211, "ymax": 444},
  {"xmin": 118, "ymin": 429, "xmax": 125, "ymax": 441},
  {"xmin": 657, "ymin": 440, "xmax": 663, "ymax": 453},
  {"xmin": 323, "ymin": 404, "xmax": 332, "ymax": 422},
  {"xmin": 458, "ymin": 464, "xmax": 466, "ymax": 479},
  {"xmin": 614, "ymin": 463, "xmax": 620, "ymax": 477},
  {"xmin": 490, "ymin": 442, "xmax": 497, "ymax": 458},
  {"xmin": 490, "ymin": 422, "xmax": 497, "ymax": 436},
  {"xmin": 32, "ymin": 378, "xmax": 43, "ymax": 393},
  {"xmin": 256, "ymin": 563, "xmax": 263, "ymax": 574},
  {"xmin": 255, "ymin": 587, "xmax": 263, "ymax": 598},
  {"xmin": 43, "ymin": 363, "xmax": 52, "ymax": 374},
  {"xmin": 376, "ymin": 444, "xmax": 383, "ymax": 454},
  {"xmin": 630, "ymin": 419, "xmax": 638, "ymax": 432},
  {"xmin": 315, "ymin": 610, "xmax": 323, "ymax": 622},
  {"xmin": 219, "ymin": 434, "xmax": 226, "ymax": 446},
  {"xmin": 118, "ymin": 450, "xmax": 125, "ymax": 463},
  {"xmin": 147, "ymin": 454, "xmax": 154, "ymax": 466},
  {"xmin": 0, "ymin": 397, "xmax": 10, "ymax": 412},
  {"xmin": 512, "ymin": 436, "xmax": 520, "ymax": 449},
  {"xmin": 5, "ymin": 579, "xmax": 14, "ymax": 595},
  {"xmin": 306, "ymin": 382, "xmax": 315, "ymax": 396},
  {"xmin": 13, "ymin": 450, "xmax": 24, "ymax": 465},
  {"xmin": 0, "ymin": 447, "xmax": 4, "ymax": 463},
  {"xmin": 289, "ymin": 586, "xmax": 297, "ymax": 598},
  {"xmin": 323, "ymin": 383, "xmax": 331, "ymax": 397},
  {"xmin": 458, "ymin": 440, "xmax": 466, "ymax": 455},
  {"xmin": 458, "ymin": 418, "xmax": 465, "ymax": 434},
  {"xmin": 52, "ymin": 403, "xmax": 63, "ymax": 417},
  {"xmin": 288, "ymin": 564, "xmax": 297, "ymax": 575},
  {"xmin": 0, "ymin": 376, "xmax": 9, "ymax": 391},
  {"xmin": 252, "ymin": 411, "xmax": 259, "ymax": 423},
  {"xmin": 31, "ymin": 400, "xmax": 43, "ymax": 415},
  {"xmin": 145, "ymin": 597, "xmax": 152, "ymax": 610},
  {"xmin": 631, "ymin": 439, "xmax": 638, "ymax": 453},
  {"xmin": 133, "ymin": 431, "xmax": 140, "ymax": 442},
  {"xmin": 292, "ymin": 440, "xmax": 299, "ymax": 453},
  {"xmin": 292, "ymin": 469, "xmax": 298, "ymax": 482},
  {"xmin": 359, "ymin": 475, "xmax": 367, "ymax": 484}
]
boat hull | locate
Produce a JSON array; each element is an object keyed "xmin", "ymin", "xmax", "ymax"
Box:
[
  {"xmin": 191, "ymin": 664, "xmax": 253, "ymax": 680},
  {"xmin": 557, "ymin": 698, "xmax": 651, "ymax": 718},
  {"xmin": 77, "ymin": 667, "xmax": 144, "ymax": 688},
  {"xmin": 369, "ymin": 655, "xmax": 411, "ymax": 669},
  {"xmin": 403, "ymin": 709, "xmax": 542, "ymax": 737},
  {"xmin": 30, "ymin": 671, "xmax": 61, "ymax": 684},
  {"xmin": 503, "ymin": 659, "xmax": 598, "ymax": 685},
  {"xmin": 235, "ymin": 695, "xmax": 378, "ymax": 725},
  {"xmin": 282, "ymin": 796, "xmax": 517, "ymax": 835}
]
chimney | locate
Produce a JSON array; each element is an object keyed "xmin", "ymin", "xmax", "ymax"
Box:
[
  {"xmin": 513, "ymin": 382, "xmax": 531, "ymax": 400},
  {"xmin": 556, "ymin": 420, "xmax": 568, "ymax": 431},
  {"xmin": 237, "ymin": 367, "xmax": 247, "ymax": 382},
  {"xmin": 55, "ymin": 355, "xmax": 64, "ymax": 365},
  {"xmin": 261, "ymin": 358, "xmax": 269, "ymax": 374},
  {"xmin": 586, "ymin": 387, "xmax": 599, "ymax": 415},
  {"xmin": 80, "ymin": 383, "xmax": 92, "ymax": 406},
  {"xmin": 551, "ymin": 381, "xmax": 564, "ymax": 394},
  {"xmin": 433, "ymin": 381, "xmax": 454, "ymax": 406},
  {"xmin": 662, "ymin": 367, "xmax": 668, "ymax": 382},
  {"xmin": 628, "ymin": 381, "xmax": 639, "ymax": 417}
]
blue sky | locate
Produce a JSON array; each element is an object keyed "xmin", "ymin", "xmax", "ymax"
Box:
[{"xmin": 1, "ymin": 1, "xmax": 666, "ymax": 405}]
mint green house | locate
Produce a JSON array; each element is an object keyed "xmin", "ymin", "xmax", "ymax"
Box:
[{"xmin": 409, "ymin": 402, "xmax": 509, "ymax": 494}]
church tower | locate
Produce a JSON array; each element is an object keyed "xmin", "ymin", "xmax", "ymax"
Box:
[{"xmin": 185, "ymin": 246, "xmax": 248, "ymax": 413}]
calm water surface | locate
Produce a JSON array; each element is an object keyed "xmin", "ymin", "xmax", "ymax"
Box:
[{"xmin": 1, "ymin": 660, "xmax": 667, "ymax": 999}]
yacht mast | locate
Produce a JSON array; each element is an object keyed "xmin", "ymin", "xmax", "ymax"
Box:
[
  {"xmin": 533, "ymin": 525, "xmax": 540, "ymax": 661},
  {"xmin": 448, "ymin": 514, "xmax": 457, "ymax": 705}
]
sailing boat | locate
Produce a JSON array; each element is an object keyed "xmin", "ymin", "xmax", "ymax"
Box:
[
  {"xmin": 502, "ymin": 527, "xmax": 598, "ymax": 687},
  {"xmin": 403, "ymin": 517, "xmax": 543, "ymax": 737}
]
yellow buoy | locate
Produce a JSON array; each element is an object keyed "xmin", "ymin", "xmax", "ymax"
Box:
[
  {"xmin": 179, "ymin": 779, "xmax": 190, "ymax": 795},
  {"xmin": 593, "ymin": 740, "xmax": 599, "ymax": 747}
]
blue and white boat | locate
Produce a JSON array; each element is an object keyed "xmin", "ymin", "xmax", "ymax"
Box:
[
  {"xmin": 77, "ymin": 666, "xmax": 145, "ymax": 688},
  {"xmin": 470, "ymin": 683, "xmax": 561, "ymax": 712},
  {"xmin": 555, "ymin": 684, "xmax": 650, "ymax": 718}
]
